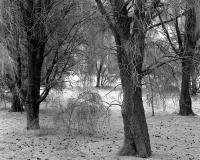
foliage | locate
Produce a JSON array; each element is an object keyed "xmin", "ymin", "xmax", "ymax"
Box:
[{"xmin": 54, "ymin": 90, "xmax": 110, "ymax": 135}]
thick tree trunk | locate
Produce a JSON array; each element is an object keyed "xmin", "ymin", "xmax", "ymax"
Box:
[
  {"xmin": 179, "ymin": 6, "xmax": 196, "ymax": 116},
  {"xmin": 179, "ymin": 59, "xmax": 194, "ymax": 115},
  {"xmin": 16, "ymin": 0, "xmax": 49, "ymax": 129},
  {"xmin": 25, "ymin": 36, "xmax": 44, "ymax": 129},
  {"xmin": 119, "ymin": 75, "xmax": 151, "ymax": 157},
  {"xmin": 116, "ymin": 37, "xmax": 151, "ymax": 158},
  {"xmin": 95, "ymin": 0, "xmax": 151, "ymax": 157},
  {"xmin": 26, "ymin": 101, "xmax": 40, "ymax": 129},
  {"xmin": 26, "ymin": 57, "xmax": 43, "ymax": 129},
  {"xmin": 26, "ymin": 46, "xmax": 44, "ymax": 129}
]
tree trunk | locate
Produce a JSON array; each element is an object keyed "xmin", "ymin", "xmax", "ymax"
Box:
[
  {"xmin": 5, "ymin": 75, "xmax": 23, "ymax": 112},
  {"xmin": 191, "ymin": 76, "xmax": 197, "ymax": 95},
  {"xmin": 25, "ymin": 43, "xmax": 44, "ymax": 129},
  {"xmin": 96, "ymin": 58, "xmax": 104, "ymax": 88},
  {"xmin": 179, "ymin": 59, "xmax": 194, "ymax": 115},
  {"xmin": 95, "ymin": 0, "xmax": 151, "ymax": 157},
  {"xmin": 179, "ymin": 5, "xmax": 196, "ymax": 116},
  {"xmin": 9, "ymin": 90, "xmax": 23, "ymax": 112},
  {"xmin": 9, "ymin": 47, "xmax": 24, "ymax": 112},
  {"xmin": 116, "ymin": 37, "xmax": 151, "ymax": 158},
  {"xmin": 26, "ymin": 101, "xmax": 40, "ymax": 129},
  {"xmin": 190, "ymin": 63, "xmax": 198, "ymax": 96},
  {"xmin": 26, "ymin": 55, "xmax": 43, "ymax": 129},
  {"xmin": 119, "ymin": 75, "xmax": 151, "ymax": 157},
  {"xmin": 96, "ymin": 65, "xmax": 101, "ymax": 88}
]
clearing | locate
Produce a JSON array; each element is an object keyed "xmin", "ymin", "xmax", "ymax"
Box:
[{"xmin": 0, "ymin": 88, "xmax": 200, "ymax": 160}]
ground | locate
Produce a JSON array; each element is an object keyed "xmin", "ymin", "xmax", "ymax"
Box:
[{"xmin": 1, "ymin": 87, "xmax": 200, "ymax": 160}]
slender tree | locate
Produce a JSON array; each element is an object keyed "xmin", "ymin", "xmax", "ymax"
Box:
[
  {"xmin": 0, "ymin": 0, "xmax": 25, "ymax": 112},
  {"xmin": 155, "ymin": 0, "xmax": 199, "ymax": 115}
]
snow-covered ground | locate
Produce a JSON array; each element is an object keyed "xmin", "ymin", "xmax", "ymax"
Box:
[{"xmin": 1, "ymin": 87, "xmax": 200, "ymax": 160}]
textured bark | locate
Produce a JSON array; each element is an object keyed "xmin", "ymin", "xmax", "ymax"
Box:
[
  {"xmin": 25, "ymin": 39, "xmax": 44, "ymax": 129},
  {"xmin": 9, "ymin": 45, "xmax": 24, "ymax": 112},
  {"xmin": 119, "ymin": 72, "xmax": 151, "ymax": 157},
  {"xmin": 95, "ymin": 0, "xmax": 156, "ymax": 157},
  {"xmin": 26, "ymin": 102, "xmax": 40, "ymax": 129},
  {"xmin": 179, "ymin": 60, "xmax": 194, "ymax": 115},
  {"xmin": 5, "ymin": 76, "xmax": 23, "ymax": 112},
  {"xmin": 19, "ymin": 1, "xmax": 46, "ymax": 129},
  {"xmin": 179, "ymin": 6, "xmax": 196, "ymax": 116},
  {"xmin": 115, "ymin": 22, "xmax": 151, "ymax": 158}
]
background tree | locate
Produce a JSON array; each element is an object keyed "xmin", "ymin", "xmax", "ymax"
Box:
[
  {"xmin": 155, "ymin": 0, "xmax": 200, "ymax": 115},
  {"xmin": 0, "ymin": 0, "xmax": 25, "ymax": 112}
]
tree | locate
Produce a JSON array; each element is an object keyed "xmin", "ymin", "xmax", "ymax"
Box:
[
  {"xmin": 94, "ymin": 0, "xmax": 164, "ymax": 157},
  {"xmin": 152, "ymin": 0, "xmax": 200, "ymax": 115},
  {"xmin": 0, "ymin": 0, "xmax": 25, "ymax": 112},
  {"xmin": 179, "ymin": 1, "xmax": 196, "ymax": 115},
  {"xmin": 1, "ymin": 0, "xmax": 86, "ymax": 129}
]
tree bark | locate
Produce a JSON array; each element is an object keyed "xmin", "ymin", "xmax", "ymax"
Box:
[
  {"xmin": 190, "ymin": 63, "xmax": 198, "ymax": 96},
  {"xmin": 191, "ymin": 75, "xmax": 198, "ymax": 95},
  {"xmin": 5, "ymin": 75, "xmax": 23, "ymax": 112},
  {"xmin": 96, "ymin": 72, "xmax": 101, "ymax": 88},
  {"xmin": 18, "ymin": 0, "xmax": 47, "ymax": 130},
  {"xmin": 179, "ymin": 6, "xmax": 196, "ymax": 116},
  {"xmin": 96, "ymin": 62, "xmax": 102, "ymax": 87},
  {"xmin": 9, "ymin": 89, "xmax": 23, "ymax": 112},
  {"xmin": 9, "ymin": 46, "xmax": 24, "ymax": 112},
  {"xmin": 119, "ymin": 73, "xmax": 151, "ymax": 157},
  {"xmin": 95, "ymin": 0, "xmax": 151, "ymax": 157},
  {"xmin": 25, "ymin": 37, "xmax": 44, "ymax": 129},
  {"xmin": 116, "ymin": 32, "xmax": 151, "ymax": 158},
  {"xmin": 179, "ymin": 59, "xmax": 194, "ymax": 115},
  {"xmin": 26, "ymin": 101, "xmax": 40, "ymax": 129}
]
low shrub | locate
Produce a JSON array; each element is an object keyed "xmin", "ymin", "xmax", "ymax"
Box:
[{"xmin": 54, "ymin": 90, "xmax": 110, "ymax": 135}]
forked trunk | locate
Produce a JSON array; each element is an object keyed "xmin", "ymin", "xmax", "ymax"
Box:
[{"xmin": 179, "ymin": 59, "xmax": 194, "ymax": 115}]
